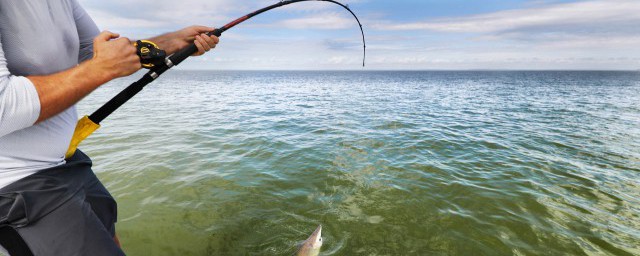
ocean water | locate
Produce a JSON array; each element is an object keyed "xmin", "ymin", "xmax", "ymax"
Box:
[{"xmin": 77, "ymin": 71, "xmax": 640, "ymax": 255}]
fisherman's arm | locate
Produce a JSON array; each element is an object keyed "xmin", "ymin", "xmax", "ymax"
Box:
[
  {"xmin": 29, "ymin": 31, "xmax": 141, "ymax": 124},
  {"xmin": 28, "ymin": 25, "xmax": 221, "ymax": 124},
  {"xmin": 0, "ymin": 30, "xmax": 137, "ymax": 136},
  {"xmin": 147, "ymin": 26, "xmax": 220, "ymax": 56}
]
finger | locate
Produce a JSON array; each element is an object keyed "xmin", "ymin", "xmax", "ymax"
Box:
[
  {"xmin": 133, "ymin": 56, "xmax": 142, "ymax": 69},
  {"xmin": 126, "ymin": 44, "xmax": 137, "ymax": 55},
  {"xmin": 94, "ymin": 31, "xmax": 120, "ymax": 43},
  {"xmin": 200, "ymin": 35, "xmax": 213, "ymax": 50},
  {"xmin": 193, "ymin": 38, "xmax": 205, "ymax": 56},
  {"xmin": 196, "ymin": 35, "xmax": 211, "ymax": 51},
  {"xmin": 202, "ymin": 34, "xmax": 217, "ymax": 48},
  {"xmin": 128, "ymin": 54, "xmax": 141, "ymax": 66},
  {"xmin": 209, "ymin": 35, "xmax": 220, "ymax": 45}
]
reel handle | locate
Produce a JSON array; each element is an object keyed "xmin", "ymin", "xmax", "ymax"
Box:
[{"xmin": 135, "ymin": 40, "xmax": 167, "ymax": 69}]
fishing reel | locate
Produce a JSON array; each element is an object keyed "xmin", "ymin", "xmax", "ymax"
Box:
[{"xmin": 134, "ymin": 40, "xmax": 166, "ymax": 69}]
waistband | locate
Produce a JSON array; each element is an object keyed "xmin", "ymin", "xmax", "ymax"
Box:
[{"xmin": 0, "ymin": 150, "xmax": 95, "ymax": 228}]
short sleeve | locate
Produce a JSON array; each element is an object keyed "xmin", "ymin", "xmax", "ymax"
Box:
[{"xmin": 71, "ymin": 0, "xmax": 100, "ymax": 63}]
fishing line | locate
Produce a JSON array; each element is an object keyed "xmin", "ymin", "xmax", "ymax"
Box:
[
  {"xmin": 214, "ymin": 0, "xmax": 366, "ymax": 67},
  {"xmin": 65, "ymin": 0, "xmax": 366, "ymax": 158}
]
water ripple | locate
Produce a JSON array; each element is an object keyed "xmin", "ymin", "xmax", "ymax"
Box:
[{"xmin": 76, "ymin": 71, "xmax": 640, "ymax": 255}]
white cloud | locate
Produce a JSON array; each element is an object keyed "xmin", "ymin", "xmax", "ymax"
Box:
[
  {"xmin": 374, "ymin": 0, "xmax": 640, "ymax": 34},
  {"xmin": 87, "ymin": 9, "xmax": 169, "ymax": 30},
  {"xmin": 80, "ymin": 0, "xmax": 243, "ymax": 34},
  {"xmin": 361, "ymin": 0, "xmax": 640, "ymax": 70}
]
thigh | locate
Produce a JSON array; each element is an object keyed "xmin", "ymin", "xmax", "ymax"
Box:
[
  {"xmin": 84, "ymin": 177, "xmax": 118, "ymax": 237},
  {"xmin": 16, "ymin": 190, "xmax": 125, "ymax": 256}
]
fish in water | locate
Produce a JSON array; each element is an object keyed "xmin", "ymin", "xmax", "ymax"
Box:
[{"xmin": 296, "ymin": 225, "xmax": 323, "ymax": 256}]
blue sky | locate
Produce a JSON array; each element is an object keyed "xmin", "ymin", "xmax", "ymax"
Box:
[{"xmin": 78, "ymin": 0, "xmax": 640, "ymax": 70}]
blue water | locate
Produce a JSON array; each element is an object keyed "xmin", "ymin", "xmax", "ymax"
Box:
[{"xmin": 77, "ymin": 71, "xmax": 640, "ymax": 255}]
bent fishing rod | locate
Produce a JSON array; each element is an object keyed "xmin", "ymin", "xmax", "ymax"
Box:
[{"xmin": 65, "ymin": 0, "xmax": 366, "ymax": 158}]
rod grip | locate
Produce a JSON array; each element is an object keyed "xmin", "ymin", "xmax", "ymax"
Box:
[
  {"xmin": 168, "ymin": 28, "xmax": 223, "ymax": 66},
  {"xmin": 209, "ymin": 28, "xmax": 223, "ymax": 37}
]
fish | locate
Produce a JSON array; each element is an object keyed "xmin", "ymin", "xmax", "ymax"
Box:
[{"xmin": 295, "ymin": 225, "xmax": 323, "ymax": 256}]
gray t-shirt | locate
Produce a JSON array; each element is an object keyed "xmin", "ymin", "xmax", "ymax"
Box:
[{"xmin": 0, "ymin": 0, "xmax": 100, "ymax": 189}]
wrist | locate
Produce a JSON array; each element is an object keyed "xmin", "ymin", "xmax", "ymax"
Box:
[{"xmin": 84, "ymin": 58, "xmax": 117, "ymax": 84}]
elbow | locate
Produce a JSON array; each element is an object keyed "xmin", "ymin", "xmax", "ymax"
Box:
[{"xmin": 0, "ymin": 75, "xmax": 41, "ymax": 137}]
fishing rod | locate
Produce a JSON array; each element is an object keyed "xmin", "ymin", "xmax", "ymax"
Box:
[{"xmin": 65, "ymin": 0, "xmax": 366, "ymax": 158}]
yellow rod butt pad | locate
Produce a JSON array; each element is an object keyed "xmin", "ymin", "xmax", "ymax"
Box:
[{"xmin": 65, "ymin": 116, "xmax": 100, "ymax": 159}]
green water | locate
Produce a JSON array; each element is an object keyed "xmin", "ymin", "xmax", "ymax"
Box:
[{"xmin": 77, "ymin": 71, "xmax": 640, "ymax": 255}]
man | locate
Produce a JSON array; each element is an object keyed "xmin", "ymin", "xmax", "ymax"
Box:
[{"xmin": 0, "ymin": 0, "xmax": 218, "ymax": 255}]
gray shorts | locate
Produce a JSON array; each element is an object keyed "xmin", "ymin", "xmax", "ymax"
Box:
[{"xmin": 0, "ymin": 150, "xmax": 124, "ymax": 255}]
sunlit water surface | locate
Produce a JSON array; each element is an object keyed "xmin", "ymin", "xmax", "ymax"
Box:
[{"xmin": 77, "ymin": 71, "xmax": 640, "ymax": 255}]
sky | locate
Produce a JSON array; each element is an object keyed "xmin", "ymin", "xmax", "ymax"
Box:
[{"xmin": 78, "ymin": 0, "xmax": 640, "ymax": 70}]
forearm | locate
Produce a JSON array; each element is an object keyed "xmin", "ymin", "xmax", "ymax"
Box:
[
  {"xmin": 27, "ymin": 30, "xmax": 141, "ymax": 123},
  {"xmin": 148, "ymin": 32, "xmax": 184, "ymax": 55},
  {"xmin": 24, "ymin": 26, "xmax": 215, "ymax": 124},
  {"xmin": 28, "ymin": 59, "xmax": 114, "ymax": 123},
  {"xmin": 146, "ymin": 26, "xmax": 218, "ymax": 56}
]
